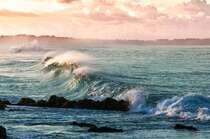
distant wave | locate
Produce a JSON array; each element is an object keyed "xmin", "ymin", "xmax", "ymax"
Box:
[{"xmin": 10, "ymin": 40, "xmax": 49, "ymax": 53}]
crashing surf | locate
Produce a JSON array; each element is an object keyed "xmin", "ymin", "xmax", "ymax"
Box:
[{"xmin": 40, "ymin": 51, "xmax": 210, "ymax": 121}]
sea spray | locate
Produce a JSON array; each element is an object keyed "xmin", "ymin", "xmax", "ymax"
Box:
[
  {"xmin": 10, "ymin": 40, "xmax": 48, "ymax": 53},
  {"xmin": 117, "ymin": 89, "xmax": 153, "ymax": 113},
  {"xmin": 42, "ymin": 51, "xmax": 94, "ymax": 78}
]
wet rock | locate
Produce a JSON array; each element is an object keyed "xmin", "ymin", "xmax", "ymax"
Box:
[
  {"xmin": 0, "ymin": 100, "xmax": 11, "ymax": 105},
  {"xmin": 47, "ymin": 95, "xmax": 69, "ymax": 107},
  {"xmin": 0, "ymin": 126, "xmax": 6, "ymax": 139},
  {"xmin": 174, "ymin": 124, "xmax": 198, "ymax": 131},
  {"xmin": 73, "ymin": 98, "xmax": 129, "ymax": 111},
  {"xmin": 16, "ymin": 95, "xmax": 129, "ymax": 112},
  {"xmin": 0, "ymin": 102, "xmax": 6, "ymax": 110},
  {"xmin": 71, "ymin": 121, "xmax": 96, "ymax": 128},
  {"xmin": 99, "ymin": 98, "xmax": 129, "ymax": 111},
  {"xmin": 71, "ymin": 121, "xmax": 123, "ymax": 133},
  {"xmin": 88, "ymin": 126, "xmax": 123, "ymax": 133},
  {"xmin": 62, "ymin": 101, "xmax": 77, "ymax": 108},
  {"xmin": 36, "ymin": 100, "xmax": 47, "ymax": 107},
  {"xmin": 17, "ymin": 98, "xmax": 36, "ymax": 106},
  {"xmin": 51, "ymin": 96, "xmax": 129, "ymax": 111}
]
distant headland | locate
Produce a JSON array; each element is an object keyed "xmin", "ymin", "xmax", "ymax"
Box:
[{"xmin": 1, "ymin": 34, "xmax": 210, "ymax": 45}]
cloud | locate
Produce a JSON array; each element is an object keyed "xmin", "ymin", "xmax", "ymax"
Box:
[
  {"xmin": 0, "ymin": 0, "xmax": 210, "ymax": 40},
  {"xmin": 0, "ymin": 10, "xmax": 37, "ymax": 17},
  {"xmin": 57, "ymin": 0, "xmax": 75, "ymax": 3}
]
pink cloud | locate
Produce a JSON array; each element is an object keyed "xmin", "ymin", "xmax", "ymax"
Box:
[{"xmin": 1, "ymin": 0, "xmax": 210, "ymax": 40}]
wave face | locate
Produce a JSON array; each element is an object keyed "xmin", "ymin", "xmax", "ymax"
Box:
[{"xmin": 41, "ymin": 51, "xmax": 131, "ymax": 100}]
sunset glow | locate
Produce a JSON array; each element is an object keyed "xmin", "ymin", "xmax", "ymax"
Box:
[{"xmin": 0, "ymin": 0, "xmax": 210, "ymax": 40}]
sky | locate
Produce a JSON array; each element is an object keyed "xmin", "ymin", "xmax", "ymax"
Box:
[{"xmin": 0, "ymin": 0, "xmax": 210, "ymax": 40}]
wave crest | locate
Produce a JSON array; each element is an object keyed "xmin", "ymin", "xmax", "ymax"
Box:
[{"xmin": 42, "ymin": 51, "xmax": 94, "ymax": 78}]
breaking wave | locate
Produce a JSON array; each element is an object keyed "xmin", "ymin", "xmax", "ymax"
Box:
[{"xmin": 40, "ymin": 51, "xmax": 210, "ymax": 121}]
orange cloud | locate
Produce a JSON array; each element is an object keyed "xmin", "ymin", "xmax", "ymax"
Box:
[
  {"xmin": 0, "ymin": 0, "xmax": 210, "ymax": 40},
  {"xmin": 0, "ymin": 10, "xmax": 37, "ymax": 17},
  {"xmin": 57, "ymin": 0, "xmax": 75, "ymax": 3}
]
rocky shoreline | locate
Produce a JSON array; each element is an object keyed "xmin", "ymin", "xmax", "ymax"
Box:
[
  {"xmin": 0, "ymin": 95, "xmax": 129, "ymax": 111},
  {"xmin": 16, "ymin": 95, "xmax": 130, "ymax": 111},
  {"xmin": 0, "ymin": 96, "xmax": 200, "ymax": 138}
]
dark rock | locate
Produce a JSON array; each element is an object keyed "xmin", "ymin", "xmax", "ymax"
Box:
[
  {"xmin": 0, "ymin": 102, "xmax": 6, "ymax": 110},
  {"xmin": 0, "ymin": 100, "xmax": 11, "ymax": 105},
  {"xmin": 15, "ymin": 95, "xmax": 129, "ymax": 112},
  {"xmin": 17, "ymin": 98, "xmax": 36, "ymax": 106},
  {"xmin": 88, "ymin": 126, "xmax": 123, "ymax": 133},
  {"xmin": 100, "ymin": 98, "xmax": 129, "ymax": 111},
  {"xmin": 62, "ymin": 101, "xmax": 77, "ymax": 108},
  {"xmin": 71, "ymin": 121, "xmax": 96, "ymax": 128},
  {"xmin": 47, "ymin": 95, "xmax": 69, "ymax": 107},
  {"xmin": 71, "ymin": 121, "xmax": 123, "ymax": 133},
  {"xmin": 72, "ymin": 98, "xmax": 129, "ymax": 111},
  {"xmin": 76, "ymin": 99, "xmax": 98, "ymax": 109},
  {"xmin": 45, "ymin": 96, "xmax": 129, "ymax": 111},
  {"xmin": 36, "ymin": 100, "xmax": 47, "ymax": 107},
  {"xmin": 174, "ymin": 124, "xmax": 198, "ymax": 131},
  {"xmin": 0, "ymin": 126, "xmax": 6, "ymax": 139}
]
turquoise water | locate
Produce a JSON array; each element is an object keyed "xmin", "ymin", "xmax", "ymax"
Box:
[{"xmin": 0, "ymin": 41, "xmax": 210, "ymax": 138}]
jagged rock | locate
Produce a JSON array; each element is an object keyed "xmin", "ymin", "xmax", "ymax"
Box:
[
  {"xmin": 71, "ymin": 121, "xmax": 96, "ymax": 128},
  {"xmin": 174, "ymin": 124, "xmax": 198, "ymax": 131},
  {"xmin": 36, "ymin": 100, "xmax": 47, "ymax": 107},
  {"xmin": 71, "ymin": 121, "xmax": 123, "ymax": 133},
  {"xmin": 0, "ymin": 102, "xmax": 6, "ymax": 110},
  {"xmin": 0, "ymin": 126, "xmax": 6, "ymax": 139},
  {"xmin": 0, "ymin": 100, "xmax": 11, "ymax": 105},
  {"xmin": 17, "ymin": 98, "xmax": 36, "ymax": 106},
  {"xmin": 99, "ymin": 98, "xmax": 129, "ymax": 111},
  {"xmin": 16, "ymin": 96, "xmax": 129, "ymax": 112},
  {"xmin": 47, "ymin": 95, "xmax": 69, "ymax": 107},
  {"xmin": 72, "ymin": 98, "xmax": 129, "ymax": 111},
  {"xmin": 62, "ymin": 101, "xmax": 77, "ymax": 108},
  {"xmin": 88, "ymin": 126, "xmax": 123, "ymax": 133}
]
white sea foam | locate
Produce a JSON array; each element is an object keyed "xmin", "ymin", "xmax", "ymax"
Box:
[
  {"xmin": 118, "ymin": 89, "xmax": 152, "ymax": 113},
  {"xmin": 196, "ymin": 108, "xmax": 210, "ymax": 120},
  {"xmin": 118, "ymin": 91, "xmax": 210, "ymax": 120},
  {"xmin": 154, "ymin": 94, "xmax": 210, "ymax": 120}
]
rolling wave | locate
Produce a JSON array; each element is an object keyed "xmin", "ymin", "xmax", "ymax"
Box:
[{"xmin": 40, "ymin": 51, "xmax": 210, "ymax": 121}]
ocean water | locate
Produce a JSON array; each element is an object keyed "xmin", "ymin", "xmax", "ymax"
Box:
[{"xmin": 0, "ymin": 40, "xmax": 210, "ymax": 139}]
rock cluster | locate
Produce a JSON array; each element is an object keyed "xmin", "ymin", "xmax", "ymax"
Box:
[
  {"xmin": 17, "ymin": 95, "xmax": 129, "ymax": 111},
  {"xmin": 174, "ymin": 124, "xmax": 198, "ymax": 131},
  {"xmin": 71, "ymin": 121, "xmax": 123, "ymax": 133}
]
